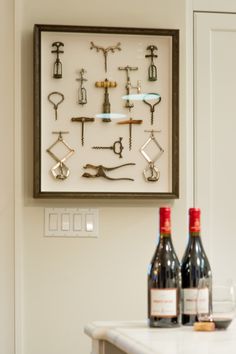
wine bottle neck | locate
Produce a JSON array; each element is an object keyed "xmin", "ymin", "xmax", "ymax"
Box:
[
  {"xmin": 160, "ymin": 232, "xmax": 172, "ymax": 239},
  {"xmin": 158, "ymin": 233, "xmax": 175, "ymax": 253},
  {"xmin": 185, "ymin": 232, "xmax": 206, "ymax": 254},
  {"xmin": 189, "ymin": 231, "xmax": 201, "ymax": 237}
]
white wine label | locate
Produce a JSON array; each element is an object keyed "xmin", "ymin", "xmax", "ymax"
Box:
[
  {"xmin": 183, "ymin": 288, "xmax": 209, "ymax": 315},
  {"xmin": 197, "ymin": 287, "xmax": 209, "ymax": 314},
  {"xmin": 150, "ymin": 288, "xmax": 177, "ymax": 317},
  {"xmin": 183, "ymin": 288, "xmax": 198, "ymax": 314}
]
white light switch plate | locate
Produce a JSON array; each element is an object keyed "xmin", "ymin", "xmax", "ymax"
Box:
[{"xmin": 44, "ymin": 208, "xmax": 99, "ymax": 237}]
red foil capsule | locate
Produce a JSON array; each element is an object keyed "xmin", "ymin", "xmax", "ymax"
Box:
[
  {"xmin": 189, "ymin": 208, "xmax": 201, "ymax": 233},
  {"xmin": 160, "ymin": 207, "xmax": 171, "ymax": 234}
]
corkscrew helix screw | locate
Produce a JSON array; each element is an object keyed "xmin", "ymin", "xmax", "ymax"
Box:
[
  {"xmin": 71, "ymin": 116, "xmax": 95, "ymax": 146},
  {"xmin": 117, "ymin": 118, "xmax": 143, "ymax": 151},
  {"xmin": 92, "ymin": 137, "xmax": 124, "ymax": 158},
  {"xmin": 143, "ymin": 93, "xmax": 161, "ymax": 125}
]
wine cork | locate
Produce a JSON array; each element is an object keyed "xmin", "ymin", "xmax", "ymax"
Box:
[{"xmin": 194, "ymin": 322, "xmax": 215, "ymax": 332}]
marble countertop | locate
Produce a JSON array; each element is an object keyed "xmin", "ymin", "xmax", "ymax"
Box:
[{"xmin": 84, "ymin": 320, "xmax": 236, "ymax": 354}]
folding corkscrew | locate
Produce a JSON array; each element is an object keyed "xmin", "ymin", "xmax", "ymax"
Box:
[
  {"xmin": 140, "ymin": 130, "xmax": 164, "ymax": 182},
  {"xmin": 46, "ymin": 131, "xmax": 75, "ymax": 180}
]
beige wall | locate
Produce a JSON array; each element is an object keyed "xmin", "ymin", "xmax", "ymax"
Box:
[
  {"xmin": 6, "ymin": 1, "xmax": 187, "ymax": 354},
  {"xmin": 0, "ymin": 0, "xmax": 15, "ymax": 353}
]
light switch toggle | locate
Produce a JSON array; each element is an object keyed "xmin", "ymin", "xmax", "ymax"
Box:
[
  {"xmin": 86, "ymin": 214, "xmax": 94, "ymax": 232},
  {"xmin": 61, "ymin": 213, "xmax": 70, "ymax": 231},
  {"xmin": 49, "ymin": 213, "xmax": 58, "ymax": 231},
  {"xmin": 73, "ymin": 214, "xmax": 82, "ymax": 231}
]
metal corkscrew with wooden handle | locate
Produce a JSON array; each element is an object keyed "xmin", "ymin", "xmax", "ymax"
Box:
[{"xmin": 95, "ymin": 78, "xmax": 117, "ymax": 122}]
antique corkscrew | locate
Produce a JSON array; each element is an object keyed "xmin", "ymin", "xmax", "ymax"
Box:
[
  {"xmin": 118, "ymin": 65, "xmax": 139, "ymax": 111},
  {"xmin": 82, "ymin": 163, "xmax": 135, "ymax": 181},
  {"xmin": 51, "ymin": 41, "xmax": 64, "ymax": 79},
  {"xmin": 143, "ymin": 93, "xmax": 161, "ymax": 125},
  {"xmin": 145, "ymin": 45, "xmax": 158, "ymax": 81},
  {"xmin": 90, "ymin": 42, "xmax": 121, "ymax": 72},
  {"xmin": 92, "ymin": 137, "xmax": 124, "ymax": 158},
  {"xmin": 117, "ymin": 118, "xmax": 143, "ymax": 150},
  {"xmin": 140, "ymin": 130, "xmax": 164, "ymax": 182},
  {"xmin": 95, "ymin": 78, "xmax": 117, "ymax": 122},
  {"xmin": 46, "ymin": 131, "xmax": 75, "ymax": 180},
  {"xmin": 76, "ymin": 69, "xmax": 88, "ymax": 105},
  {"xmin": 48, "ymin": 91, "xmax": 64, "ymax": 120},
  {"xmin": 71, "ymin": 116, "xmax": 95, "ymax": 146}
]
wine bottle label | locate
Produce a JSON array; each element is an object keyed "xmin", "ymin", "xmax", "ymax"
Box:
[
  {"xmin": 197, "ymin": 287, "xmax": 209, "ymax": 314},
  {"xmin": 183, "ymin": 288, "xmax": 198, "ymax": 314},
  {"xmin": 150, "ymin": 288, "xmax": 177, "ymax": 317},
  {"xmin": 183, "ymin": 288, "xmax": 209, "ymax": 315}
]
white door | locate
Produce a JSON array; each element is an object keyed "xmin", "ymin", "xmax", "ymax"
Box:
[{"xmin": 194, "ymin": 12, "xmax": 236, "ymax": 283}]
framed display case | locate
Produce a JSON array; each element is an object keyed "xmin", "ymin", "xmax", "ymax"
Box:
[{"xmin": 34, "ymin": 24, "xmax": 179, "ymax": 199}]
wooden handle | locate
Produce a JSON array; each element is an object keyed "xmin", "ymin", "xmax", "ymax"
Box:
[
  {"xmin": 117, "ymin": 120, "xmax": 143, "ymax": 125},
  {"xmin": 95, "ymin": 80, "xmax": 117, "ymax": 88}
]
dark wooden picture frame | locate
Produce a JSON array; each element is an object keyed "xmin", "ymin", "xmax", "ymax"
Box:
[{"xmin": 34, "ymin": 24, "xmax": 179, "ymax": 199}]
